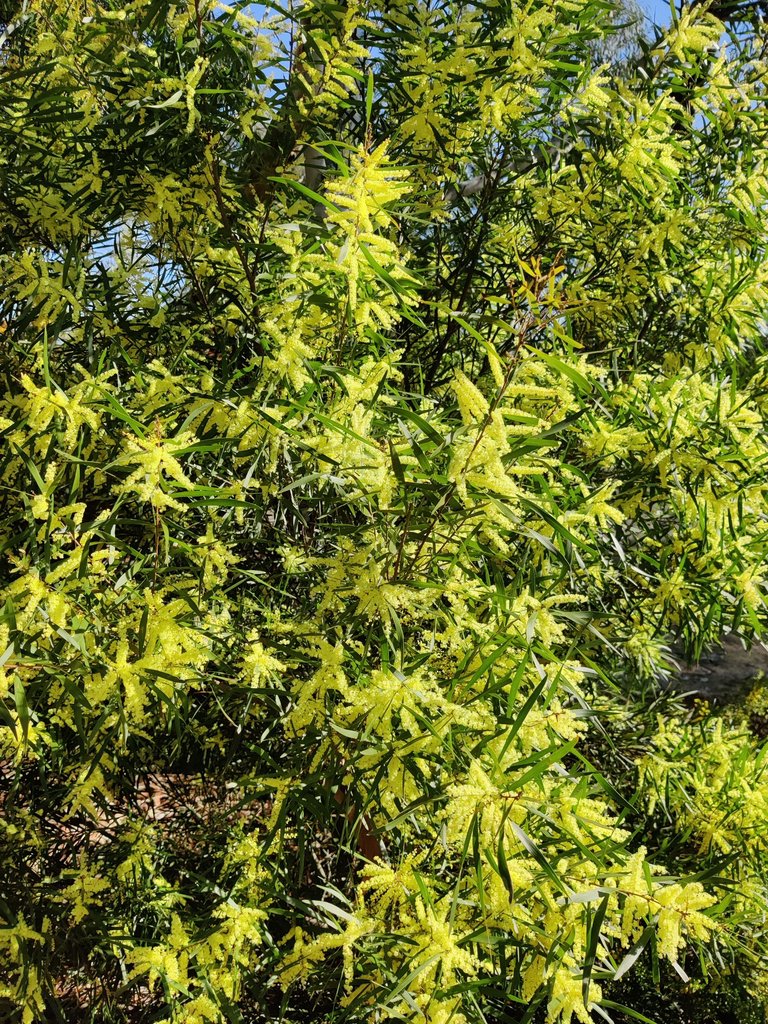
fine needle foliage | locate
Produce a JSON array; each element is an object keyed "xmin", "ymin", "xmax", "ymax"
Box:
[{"xmin": 1, "ymin": 1, "xmax": 767, "ymax": 1023}]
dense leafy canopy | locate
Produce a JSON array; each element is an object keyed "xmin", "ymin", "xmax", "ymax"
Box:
[{"xmin": 1, "ymin": 1, "xmax": 768, "ymax": 1022}]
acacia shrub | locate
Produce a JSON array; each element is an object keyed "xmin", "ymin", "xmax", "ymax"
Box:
[{"xmin": 0, "ymin": 2, "xmax": 767, "ymax": 1023}]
